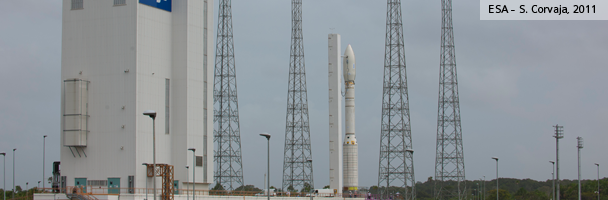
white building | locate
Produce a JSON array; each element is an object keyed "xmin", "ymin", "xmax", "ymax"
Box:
[{"xmin": 60, "ymin": 0, "xmax": 214, "ymax": 194}]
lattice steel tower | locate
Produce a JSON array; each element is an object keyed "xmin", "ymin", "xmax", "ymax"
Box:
[
  {"xmin": 434, "ymin": 0, "xmax": 465, "ymax": 197},
  {"xmin": 377, "ymin": 0, "xmax": 415, "ymax": 199},
  {"xmin": 282, "ymin": 0, "xmax": 314, "ymax": 192},
  {"xmin": 213, "ymin": 0, "xmax": 244, "ymax": 191}
]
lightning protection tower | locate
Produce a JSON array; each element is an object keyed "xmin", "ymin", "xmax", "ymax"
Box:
[
  {"xmin": 377, "ymin": 0, "xmax": 416, "ymax": 199},
  {"xmin": 434, "ymin": 0, "xmax": 466, "ymax": 197},
  {"xmin": 213, "ymin": 0, "xmax": 244, "ymax": 191},
  {"xmin": 282, "ymin": 0, "xmax": 314, "ymax": 192}
]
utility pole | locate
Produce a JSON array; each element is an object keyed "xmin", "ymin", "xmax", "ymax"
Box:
[
  {"xmin": 213, "ymin": 0, "xmax": 244, "ymax": 191},
  {"xmin": 577, "ymin": 137, "xmax": 583, "ymax": 200},
  {"xmin": 378, "ymin": 1, "xmax": 415, "ymax": 200},
  {"xmin": 282, "ymin": 0, "xmax": 314, "ymax": 192},
  {"xmin": 553, "ymin": 125, "xmax": 563, "ymax": 200}
]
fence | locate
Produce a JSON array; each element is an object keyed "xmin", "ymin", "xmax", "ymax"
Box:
[{"xmin": 34, "ymin": 188, "xmax": 369, "ymax": 198}]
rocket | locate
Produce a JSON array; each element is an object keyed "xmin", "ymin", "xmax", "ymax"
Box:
[{"xmin": 343, "ymin": 45, "xmax": 358, "ymax": 192}]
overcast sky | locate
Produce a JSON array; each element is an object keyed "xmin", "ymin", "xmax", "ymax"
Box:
[{"xmin": 1, "ymin": 0, "xmax": 608, "ymax": 191}]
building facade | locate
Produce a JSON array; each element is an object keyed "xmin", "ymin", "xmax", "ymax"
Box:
[{"xmin": 60, "ymin": 0, "xmax": 214, "ymax": 193}]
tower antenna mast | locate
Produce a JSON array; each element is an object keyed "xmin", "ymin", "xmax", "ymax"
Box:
[
  {"xmin": 377, "ymin": 0, "xmax": 416, "ymax": 199},
  {"xmin": 214, "ymin": 0, "xmax": 245, "ymax": 191},
  {"xmin": 282, "ymin": 0, "xmax": 314, "ymax": 192},
  {"xmin": 434, "ymin": 0, "xmax": 466, "ymax": 197}
]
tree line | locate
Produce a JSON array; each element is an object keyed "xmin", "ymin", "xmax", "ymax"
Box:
[{"xmin": 368, "ymin": 177, "xmax": 607, "ymax": 200}]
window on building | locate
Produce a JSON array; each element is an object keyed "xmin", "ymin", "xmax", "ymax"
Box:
[
  {"xmin": 165, "ymin": 79, "xmax": 170, "ymax": 134},
  {"xmin": 114, "ymin": 0, "xmax": 126, "ymax": 6},
  {"xmin": 71, "ymin": 0, "xmax": 83, "ymax": 10},
  {"xmin": 196, "ymin": 156, "xmax": 203, "ymax": 167}
]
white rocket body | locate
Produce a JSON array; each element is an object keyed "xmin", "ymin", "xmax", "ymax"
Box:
[{"xmin": 343, "ymin": 45, "xmax": 358, "ymax": 192}]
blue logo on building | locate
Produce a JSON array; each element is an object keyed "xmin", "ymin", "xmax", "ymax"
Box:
[{"xmin": 140, "ymin": 0, "xmax": 171, "ymax": 12}]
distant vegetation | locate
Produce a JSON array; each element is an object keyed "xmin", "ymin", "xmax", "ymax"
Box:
[
  {"xmin": 1, "ymin": 186, "xmax": 40, "ymax": 200},
  {"xmin": 367, "ymin": 177, "xmax": 608, "ymax": 200}
]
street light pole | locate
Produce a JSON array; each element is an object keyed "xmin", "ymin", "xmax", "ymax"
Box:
[
  {"xmin": 595, "ymin": 163, "xmax": 599, "ymax": 200},
  {"xmin": 143, "ymin": 110, "xmax": 157, "ymax": 200},
  {"xmin": 480, "ymin": 178, "xmax": 484, "ymax": 200},
  {"xmin": 142, "ymin": 163, "xmax": 148, "ymax": 200},
  {"xmin": 188, "ymin": 148, "xmax": 196, "ymax": 200},
  {"xmin": 259, "ymin": 133, "xmax": 271, "ymax": 200},
  {"xmin": 185, "ymin": 166, "xmax": 189, "ymax": 200},
  {"xmin": 13, "ymin": 148, "xmax": 16, "ymax": 200},
  {"xmin": 492, "ymin": 157, "xmax": 499, "ymax": 200},
  {"xmin": 43, "ymin": 135, "xmax": 47, "ymax": 190},
  {"xmin": 577, "ymin": 137, "xmax": 583, "ymax": 200},
  {"xmin": 306, "ymin": 159, "xmax": 313, "ymax": 200},
  {"xmin": 406, "ymin": 149, "xmax": 414, "ymax": 200},
  {"xmin": 477, "ymin": 183, "xmax": 480, "ymax": 200},
  {"xmin": 483, "ymin": 175, "xmax": 486, "ymax": 200},
  {"xmin": 550, "ymin": 161, "xmax": 555, "ymax": 200},
  {"xmin": 1, "ymin": 152, "xmax": 5, "ymax": 200}
]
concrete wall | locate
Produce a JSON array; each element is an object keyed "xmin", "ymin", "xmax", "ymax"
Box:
[{"xmin": 61, "ymin": 0, "xmax": 139, "ymax": 188}]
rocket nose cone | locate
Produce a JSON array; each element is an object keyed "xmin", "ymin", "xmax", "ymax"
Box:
[
  {"xmin": 344, "ymin": 45, "xmax": 355, "ymax": 59},
  {"xmin": 345, "ymin": 45, "xmax": 353, "ymax": 55}
]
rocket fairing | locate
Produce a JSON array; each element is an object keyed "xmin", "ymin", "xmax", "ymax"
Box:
[{"xmin": 343, "ymin": 45, "xmax": 358, "ymax": 192}]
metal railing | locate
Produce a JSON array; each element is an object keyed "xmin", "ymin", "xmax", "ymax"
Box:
[{"xmin": 66, "ymin": 186, "xmax": 99, "ymax": 200}]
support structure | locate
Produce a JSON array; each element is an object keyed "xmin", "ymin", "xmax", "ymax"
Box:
[
  {"xmin": 377, "ymin": 0, "xmax": 415, "ymax": 199},
  {"xmin": 434, "ymin": 0, "xmax": 466, "ymax": 197},
  {"xmin": 146, "ymin": 164, "xmax": 175, "ymax": 200},
  {"xmin": 282, "ymin": 0, "xmax": 314, "ymax": 192},
  {"xmin": 214, "ymin": 0, "xmax": 244, "ymax": 191},
  {"xmin": 327, "ymin": 34, "xmax": 343, "ymax": 192}
]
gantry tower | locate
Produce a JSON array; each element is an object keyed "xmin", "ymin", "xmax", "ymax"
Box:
[
  {"xmin": 213, "ymin": 0, "xmax": 244, "ymax": 191},
  {"xmin": 434, "ymin": 0, "xmax": 466, "ymax": 197},
  {"xmin": 377, "ymin": 0, "xmax": 415, "ymax": 199},
  {"xmin": 282, "ymin": 0, "xmax": 314, "ymax": 192}
]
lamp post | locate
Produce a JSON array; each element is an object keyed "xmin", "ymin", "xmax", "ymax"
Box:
[
  {"xmin": 483, "ymin": 175, "xmax": 486, "ymax": 200},
  {"xmin": 38, "ymin": 181, "xmax": 41, "ymax": 189},
  {"xmin": 1, "ymin": 152, "xmax": 5, "ymax": 200},
  {"xmin": 142, "ymin": 163, "xmax": 148, "ymax": 200},
  {"xmin": 406, "ymin": 149, "xmax": 414, "ymax": 200},
  {"xmin": 13, "ymin": 148, "xmax": 16, "ymax": 200},
  {"xmin": 188, "ymin": 148, "xmax": 196, "ymax": 200},
  {"xmin": 595, "ymin": 163, "xmax": 599, "ymax": 200},
  {"xmin": 306, "ymin": 159, "xmax": 313, "ymax": 200},
  {"xmin": 477, "ymin": 183, "xmax": 480, "ymax": 200},
  {"xmin": 492, "ymin": 157, "xmax": 499, "ymax": 200},
  {"xmin": 143, "ymin": 110, "xmax": 157, "ymax": 200},
  {"xmin": 185, "ymin": 166, "xmax": 189, "ymax": 200},
  {"xmin": 550, "ymin": 161, "xmax": 555, "ymax": 200},
  {"xmin": 577, "ymin": 137, "xmax": 583, "ymax": 200},
  {"xmin": 43, "ymin": 135, "xmax": 47, "ymax": 190},
  {"xmin": 259, "ymin": 133, "xmax": 271, "ymax": 200},
  {"xmin": 479, "ymin": 178, "xmax": 484, "ymax": 200}
]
